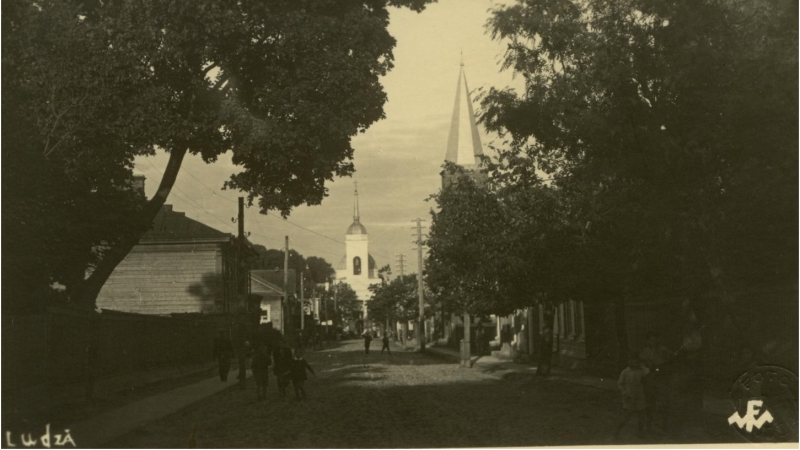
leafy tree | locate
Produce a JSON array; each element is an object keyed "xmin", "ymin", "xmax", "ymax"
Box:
[
  {"xmin": 428, "ymin": 166, "xmax": 583, "ymax": 374},
  {"xmin": 3, "ymin": 0, "xmax": 435, "ymax": 312},
  {"xmin": 481, "ymin": 0, "xmax": 797, "ymax": 353},
  {"xmin": 369, "ymin": 273, "xmax": 429, "ymax": 327},
  {"xmin": 327, "ymin": 282, "xmax": 362, "ymax": 325},
  {"xmin": 306, "ymin": 256, "xmax": 336, "ymax": 285}
]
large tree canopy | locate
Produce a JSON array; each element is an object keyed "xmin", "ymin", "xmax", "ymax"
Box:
[
  {"xmin": 480, "ymin": 0, "xmax": 797, "ymax": 299},
  {"xmin": 368, "ymin": 273, "xmax": 429, "ymax": 325},
  {"xmin": 427, "ymin": 0, "xmax": 796, "ymax": 373},
  {"xmin": 2, "ymin": 0, "xmax": 434, "ymax": 313}
]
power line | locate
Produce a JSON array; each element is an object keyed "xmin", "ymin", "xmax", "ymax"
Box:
[{"xmin": 146, "ymin": 160, "xmax": 415, "ymax": 264}]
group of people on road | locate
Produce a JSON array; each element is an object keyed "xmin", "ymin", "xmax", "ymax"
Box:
[
  {"xmin": 362, "ymin": 331, "xmax": 392, "ymax": 355},
  {"xmin": 613, "ymin": 332, "xmax": 691, "ymax": 441},
  {"xmin": 212, "ymin": 330, "xmax": 315, "ymax": 402}
]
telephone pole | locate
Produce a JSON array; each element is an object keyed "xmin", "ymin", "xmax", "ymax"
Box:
[
  {"xmin": 283, "ymin": 236, "xmax": 289, "ymax": 336},
  {"xmin": 300, "ymin": 269, "xmax": 305, "ymax": 332},
  {"xmin": 237, "ymin": 197, "xmax": 247, "ymax": 389},
  {"xmin": 395, "ymin": 254, "xmax": 406, "ymax": 281},
  {"xmin": 413, "ymin": 218, "xmax": 426, "ymax": 351}
]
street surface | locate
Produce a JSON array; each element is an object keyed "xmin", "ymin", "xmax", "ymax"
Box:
[{"xmin": 111, "ymin": 339, "xmax": 733, "ymax": 448}]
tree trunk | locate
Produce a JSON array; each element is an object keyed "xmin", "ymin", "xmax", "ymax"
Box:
[
  {"xmin": 536, "ymin": 303, "xmax": 555, "ymax": 376},
  {"xmin": 72, "ymin": 147, "xmax": 189, "ymax": 308}
]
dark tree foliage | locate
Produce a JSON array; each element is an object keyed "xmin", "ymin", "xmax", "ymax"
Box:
[
  {"xmin": 428, "ymin": 0, "xmax": 796, "ymax": 372},
  {"xmin": 481, "ymin": 0, "xmax": 797, "ymax": 301},
  {"xmin": 368, "ymin": 273, "xmax": 428, "ymax": 325},
  {"xmin": 2, "ymin": 0, "xmax": 435, "ymax": 313},
  {"xmin": 320, "ymin": 282, "xmax": 361, "ymax": 325}
]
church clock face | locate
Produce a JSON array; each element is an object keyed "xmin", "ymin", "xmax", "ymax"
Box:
[{"xmin": 353, "ymin": 256, "xmax": 362, "ymax": 275}]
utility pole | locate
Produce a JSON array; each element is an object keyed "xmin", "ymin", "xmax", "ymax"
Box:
[
  {"xmin": 283, "ymin": 236, "xmax": 289, "ymax": 336},
  {"xmin": 413, "ymin": 218, "xmax": 426, "ymax": 351},
  {"xmin": 300, "ymin": 268, "xmax": 305, "ymax": 332},
  {"xmin": 324, "ymin": 281, "xmax": 330, "ymax": 341},
  {"xmin": 237, "ymin": 197, "xmax": 247, "ymax": 389},
  {"xmin": 395, "ymin": 254, "xmax": 406, "ymax": 281}
]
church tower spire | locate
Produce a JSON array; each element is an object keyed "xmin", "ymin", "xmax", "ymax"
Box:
[
  {"xmin": 442, "ymin": 56, "xmax": 488, "ymax": 189},
  {"xmin": 444, "ymin": 59, "xmax": 484, "ymax": 167},
  {"xmin": 346, "ymin": 180, "xmax": 367, "ymax": 235},
  {"xmin": 353, "ymin": 180, "xmax": 360, "ymax": 222}
]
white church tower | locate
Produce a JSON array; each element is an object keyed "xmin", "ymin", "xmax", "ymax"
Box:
[{"xmin": 336, "ymin": 182, "xmax": 378, "ymax": 317}]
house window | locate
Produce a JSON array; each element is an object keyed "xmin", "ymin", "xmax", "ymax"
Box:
[{"xmin": 353, "ymin": 257, "xmax": 362, "ymax": 275}]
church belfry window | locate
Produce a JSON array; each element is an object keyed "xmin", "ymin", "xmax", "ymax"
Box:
[{"xmin": 353, "ymin": 257, "xmax": 361, "ymax": 275}]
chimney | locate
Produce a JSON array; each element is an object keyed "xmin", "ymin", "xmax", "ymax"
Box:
[{"xmin": 132, "ymin": 174, "xmax": 146, "ymax": 198}]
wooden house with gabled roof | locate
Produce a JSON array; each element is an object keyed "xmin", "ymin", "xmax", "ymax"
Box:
[{"xmin": 97, "ymin": 203, "xmax": 241, "ymax": 315}]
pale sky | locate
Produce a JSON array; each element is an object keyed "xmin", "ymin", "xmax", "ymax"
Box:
[{"xmin": 135, "ymin": 0, "xmax": 523, "ymax": 276}]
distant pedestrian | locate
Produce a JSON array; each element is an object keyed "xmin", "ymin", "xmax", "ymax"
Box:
[
  {"xmin": 290, "ymin": 349, "xmax": 316, "ymax": 401},
  {"xmin": 251, "ymin": 345, "xmax": 271, "ymax": 400},
  {"xmin": 614, "ymin": 356, "xmax": 650, "ymax": 440},
  {"xmin": 363, "ymin": 332, "xmax": 373, "ymax": 355},
  {"xmin": 212, "ymin": 330, "xmax": 234, "ymax": 382},
  {"xmin": 381, "ymin": 334, "xmax": 391, "ymax": 355},
  {"xmin": 273, "ymin": 341, "xmax": 293, "ymax": 398},
  {"xmin": 474, "ymin": 322, "xmax": 484, "ymax": 356}
]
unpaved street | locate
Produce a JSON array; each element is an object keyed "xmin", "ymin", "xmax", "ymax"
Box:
[{"xmin": 111, "ymin": 340, "xmax": 734, "ymax": 448}]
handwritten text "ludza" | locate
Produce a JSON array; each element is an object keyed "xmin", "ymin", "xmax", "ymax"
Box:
[{"xmin": 5, "ymin": 424, "xmax": 76, "ymax": 448}]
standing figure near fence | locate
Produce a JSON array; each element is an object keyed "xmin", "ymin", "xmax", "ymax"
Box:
[
  {"xmin": 251, "ymin": 345, "xmax": 272, "ymax": 401},
  {"xmin": 614, "ymin": 356, "xmax": 650, "ymax": 440},
  {"xmin": 273, "ymin": 341, "xmax": 294, "ymax": 398},
  {"xmin": 212, "ymin": 330, "xmax": 234, "ymax": 382},
  {"xmin": 290, "ymin": 349, "xmax": 315, "ymax": 401}
]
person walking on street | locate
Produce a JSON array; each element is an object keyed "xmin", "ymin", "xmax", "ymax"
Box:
[
  {"xmin": 614, "ymin": 356, "xmax": 650, "ymax": 440},
  {"xmin": 272, "ymin": 340, "xmax": 293, "ymax": 398},
  {"xmin": 290, "ymin": 349, "xmax": 315, "ymax": 401},
  {"xmin": 381, "ymin": 333, "xmax": 391, "ymax": 355},
  {"xmin": 363, "ymin": 332, "xmax": 373, "ymax": 355},
  {"xmin": 212, "ymin": 330, "xmax": 234, "ymax": 382},
  {"xmin": 251, "ymin": 345, "xmax": 271, "ymax": 401}
]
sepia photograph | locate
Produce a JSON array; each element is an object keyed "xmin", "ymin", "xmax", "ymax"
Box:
[{"xmin": 2, "ymin": 0, "xmax": 798, "ymax": 448}]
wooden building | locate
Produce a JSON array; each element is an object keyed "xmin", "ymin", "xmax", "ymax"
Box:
[{"xmin": 96, "ymin": 204, "xmax": 239, "ymax": 315}]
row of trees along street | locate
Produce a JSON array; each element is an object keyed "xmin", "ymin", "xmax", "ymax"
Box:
[
  {"xmin": 425, "ymin": 0, "xmax": 797, "ymax": 375},
  {"xmin": 367, "ymin": 266, "xmax": 433, "ymax": 336},
  {"xmin": 3, "ymin": 0, "xmax": 435, "ymax": 315}
]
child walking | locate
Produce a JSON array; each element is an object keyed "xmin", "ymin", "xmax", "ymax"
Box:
[
  {"xmin": 614, "ymin": 356, "xmax": 650, "ymax": 440},
  {"xmin": 273, "ymin": 341, "xmax": 293, "ymax": 398},
  {"xmin": 251, "ymin": 345, "xmax": 271, "ymax": 401},
  {"xmin": 381, "ymin": 333, "xmax": 391, "ymax": 355},
  {"xmin": 290, "ymin": 349, "xmax": 316, "ymax": 401}
]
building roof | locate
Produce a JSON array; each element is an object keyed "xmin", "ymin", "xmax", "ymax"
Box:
[
  {"xmin": 444, "ymin": 63, "xmax": 484, "ymax": 166},
  {"xmin": 141, "ymin": 205, "xmax": 233, "ymax": 243},
  {"xmin": 250, "ymin": 269, "xmax": 296, "ymax": 295},
  {"xmin": 346, "ymin": 219, "xmax": 368, "ymax": 235},
  {"xmin": 250, "ymin": 271, "xmax": 285, "ymax": 296}
]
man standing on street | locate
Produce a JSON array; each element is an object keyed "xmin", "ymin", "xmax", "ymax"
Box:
[
  {"xmin": 212, "ymin": 330, "xmax": 234, "ymax": 382},
  {"xmin": 363, "ymin": 331, "xmax": 373, "ymax": 355},
  {"xmin": 381, "ymin": 333, "xmax": 391, "ymax": 355}
]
